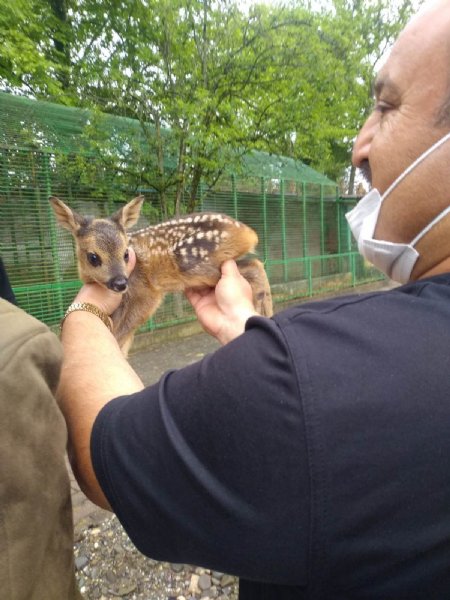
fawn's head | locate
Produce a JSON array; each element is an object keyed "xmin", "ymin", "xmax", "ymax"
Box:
[{"xmin": 49, "ymin": 196, "xmax": 144, "ymax": 292}]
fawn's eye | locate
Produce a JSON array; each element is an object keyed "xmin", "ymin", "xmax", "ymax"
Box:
[
  {"xmin": 87, "ymin": 252, "xmax": 102, "ymax": 267},
  {"xmin": 124, "ymin": 249, "xmax": 129, "ymax": 263}
]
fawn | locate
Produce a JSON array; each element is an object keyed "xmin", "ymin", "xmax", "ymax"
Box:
[{"xmin": 50, "ymin": 196, "xmax": 273, "ymax": 353}]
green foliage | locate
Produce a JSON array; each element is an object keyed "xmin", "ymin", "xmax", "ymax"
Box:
[
  {"xmin": 311, "ymin": 0, "xmax": 421, "ymax": 187},
  {"xmin": 1, "ymin": 0, "xmax": 424, "ymax": 209},
  {"xmin": 0, "ymin": 0, "xmax": 71, "ymax": 97}
]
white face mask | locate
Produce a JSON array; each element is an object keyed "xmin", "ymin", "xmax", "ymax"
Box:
[{"xmin": 346, "ymin": 131, "xmax": 450, "ymax": 284}]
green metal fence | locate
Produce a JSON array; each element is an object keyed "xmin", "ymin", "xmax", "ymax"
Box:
[
  {"xmin": 201, "ymin": 180, "xmax": 383, "ymax": 303},
  {"xmin": 0, "ymin": 92, "xmax": 384, "ymax": 334}
]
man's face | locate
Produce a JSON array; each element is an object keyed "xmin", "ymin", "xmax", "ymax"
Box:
[{"xmin": 352, "ymin": 1, "xmax": 450, "ymax": 244}]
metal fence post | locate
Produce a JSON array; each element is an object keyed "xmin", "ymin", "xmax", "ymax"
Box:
[
  {"xmin": 308, "ymin": 256, "xmax": 313, "ymax": 296},
  {"xmin": 0, "ymin": 148, "xmax": 20, "ymax": 268},
  {"xmin": 336, "ymin": 193, "xmax": 342, "ymax": 273},
  {"xmin": 301, "ymin": 182, "xmax": 308, "ymax": 256},
  {"xmin": 320, "ymin": 183, "xmax": 325, "ymax": 276},
  {"xmin": 351, "ymin": 252, "xmax": 356, "ymax": 287},
  {"xmin": 302, "ymin": 182, "xmax": 308, "ymax": 286},
  {"xmin": 280, "ymin": 178, "xmax": 288, "ymax": 282},
  {"xmin": 231, "ymin": 174, "xmax": 238, "ymax": 219},
  {"xmin": 261, "ymin": 177, "xmax": 269, "ymax": 268},
  {"xmin": 44, "ymin": 152, "xmax": 65, "ymax": 316}
]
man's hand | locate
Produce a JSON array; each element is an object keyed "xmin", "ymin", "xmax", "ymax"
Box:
[
  {"xmin": 186, "ymin": 259, "xmax": 259, "ymax": 345},
  {"xmin": 58, "ymin": 245, "xmax": 142, "ymax": 511},
  {"xmin": 72, "ymin": 247, "xmax": 137, "ymax": 315}
]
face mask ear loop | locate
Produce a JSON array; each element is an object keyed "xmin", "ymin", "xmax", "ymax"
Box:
[
  {"xmin": 410, "ymin": 205, "xmax": 450, "ymax": 247},
  {"xmin": 381, "ymin": 131, "xmax": 450, "ymax": 201}
]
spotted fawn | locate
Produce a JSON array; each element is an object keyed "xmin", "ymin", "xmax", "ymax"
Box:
[{"xmin": 50, "ymin": 196, "xmax": 273, "ymax": 353}]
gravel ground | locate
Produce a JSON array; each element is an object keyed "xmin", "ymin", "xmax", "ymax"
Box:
[{"xmin": 74, "ymin": 514, "xmax": 238, "ymax": 599}]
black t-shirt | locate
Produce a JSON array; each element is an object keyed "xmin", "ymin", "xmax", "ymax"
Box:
[{"xmin": 91, "ymin": 274, "xmax": 450, "ymax": 599}]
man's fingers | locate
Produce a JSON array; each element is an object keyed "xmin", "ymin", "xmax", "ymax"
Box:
[
  {"xmin": 220, "ymin": 259, "xmax": 239, "ymax": 277},
  {"xmin": 185, "ymin": 288, "xmax": 200, "ymax": 306},
  {"xmin": 185, "ymin": 286, "xmax": 214, "ymax": 309}
]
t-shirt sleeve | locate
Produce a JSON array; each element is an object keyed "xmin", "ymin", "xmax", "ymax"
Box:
[{"xmin": 91, "ymin": 316, "xmax": 310, "ymax": 586}]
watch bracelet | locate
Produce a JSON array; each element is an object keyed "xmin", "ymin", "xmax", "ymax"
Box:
[{"xmin": 61, "ymin": 302, "xmax": 113, "ymax": 332}]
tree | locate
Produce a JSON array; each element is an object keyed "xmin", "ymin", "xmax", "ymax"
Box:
[
  {"xmin": 67, "ymin": 0, "xmax": 319, "ymax": 215},
  {"xmin": 0, "ymin": 0, "xmax": 71, "ymax": 97},
  {"xmin": 0, "ymin": 0, "xmax": 425, "ymax": 208},
  {"xmin": 315, "ymin": 0, "xmax": 423, "ymax": 191}
]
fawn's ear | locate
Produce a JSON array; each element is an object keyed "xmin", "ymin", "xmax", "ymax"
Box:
[
  {"xmin": 112, "ymin": 196, "xmax": 144, "ymax": 230},
  {"xmin": 49, "ymin": 197, "xmax": 85, "ymax": 234}
]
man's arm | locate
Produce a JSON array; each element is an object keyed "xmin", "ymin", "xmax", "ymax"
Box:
[
  {"xmin": 57, "ymin": 250, "xmax": 144, "ymax": 509},
  {"xmin": 59, "ymin": 311, "xmax": 144, "ymax": 508}
]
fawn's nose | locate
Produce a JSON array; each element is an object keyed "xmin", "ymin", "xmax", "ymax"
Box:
[{"xmin": 108, "ymin": 276, "xmax": 128, "ymax": 292}]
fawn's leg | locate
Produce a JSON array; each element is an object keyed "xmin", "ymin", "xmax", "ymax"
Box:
[
  {"xmin": 112, "ymin": 292, "xmax": 162, "ymax": 356},
  {"xmin": 111, "ymin": 269, "xmax": 164, "ymax": 355},
  {"xmin": 236, "ymin": 258, "xmax": 273, "ymax": 317}
]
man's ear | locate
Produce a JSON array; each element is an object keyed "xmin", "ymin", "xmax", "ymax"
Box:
[
  {"xmin": 112, "ymin": 196, "xmax": 145, "ymax": 230},
  {"xmin": 49, "ymin": 197, "xmax": 85, "ymax": 234}
]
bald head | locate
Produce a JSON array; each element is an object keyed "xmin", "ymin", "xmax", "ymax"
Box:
[
  {"xmin": 403, "ymin": 0, "xmax": 450, "ymax": 126},
  {"xmin": 425, "ymin": 2, "xmax": 450, "ymax": 125}
]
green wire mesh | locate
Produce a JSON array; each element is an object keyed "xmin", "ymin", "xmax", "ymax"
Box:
[{"xmin": 0, "ymin": 92, "xmax": 384, "ymax": 333}]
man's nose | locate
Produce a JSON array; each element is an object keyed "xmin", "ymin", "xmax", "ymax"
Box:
[{"xmin": 352, "ymin": 114, "xmax": 377, "ymax": 168}]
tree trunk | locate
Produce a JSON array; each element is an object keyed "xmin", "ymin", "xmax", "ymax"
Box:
[
  {"xmin": 348, "ymin": 164, "xmax": 356, "ymax": 195},
  {"xmin": 174, "ymin": 134, "xmax": 187, "ymax": 217},
  {"xmin": 49, "ymin": 0, "xmax": 71, "ymax": 90},
  {"xmin": 155, "ymin": 114, "xmax": 168, "ymax": 219},
  {"xmin": 188, "ymin": 165, "xmax": 203, "ymax": 213}
]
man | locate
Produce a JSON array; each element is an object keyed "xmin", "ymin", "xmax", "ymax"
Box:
[
  {"xmin": 0, "ymin": 298, "xmax": 82, "ymax": 599},
  {"xmin": 57, "ymin": 1, "xmax": 450, "ymax": 598}
]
